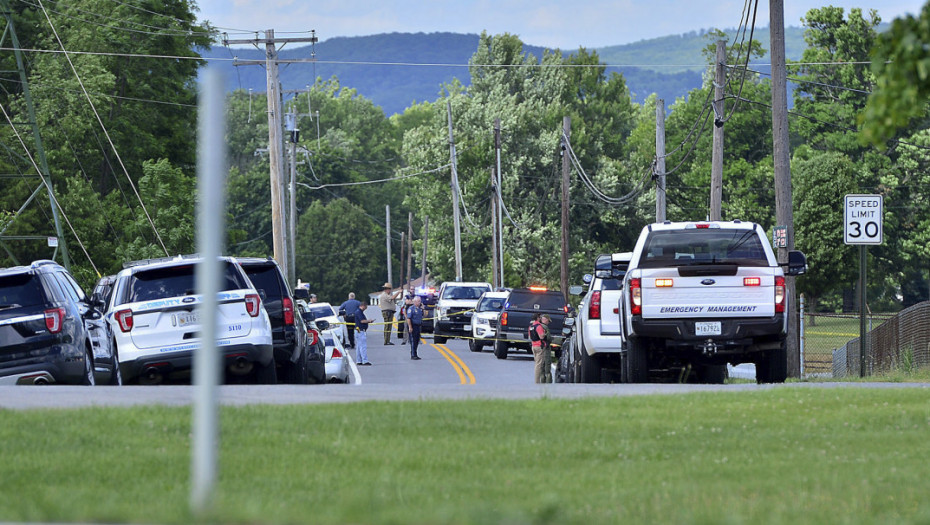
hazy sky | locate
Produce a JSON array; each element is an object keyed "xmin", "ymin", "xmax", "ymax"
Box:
[{"xmin": 196, "ymin": 0, "xmax": 923, "ymax": 49}]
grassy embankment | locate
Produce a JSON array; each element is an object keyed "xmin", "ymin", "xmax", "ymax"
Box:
[{"xmin": 2, "ymin": 386, "xmax": 929, "ymax": 524}]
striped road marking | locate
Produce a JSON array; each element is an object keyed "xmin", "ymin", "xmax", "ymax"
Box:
[{"xmin": 430, "ymin": 340, "xmax": 476, "ymax": 384}]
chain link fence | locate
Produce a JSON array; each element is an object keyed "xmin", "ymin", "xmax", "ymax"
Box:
[{"xmin": 801, "ymin": 300, "xmax": 930, "ymax": 378}]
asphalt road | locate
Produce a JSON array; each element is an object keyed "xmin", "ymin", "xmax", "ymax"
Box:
[{"xmin": 2, "ymin": 308, "xmax": 928, "ymax": 410}]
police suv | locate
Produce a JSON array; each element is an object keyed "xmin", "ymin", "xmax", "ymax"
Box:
[
  {"xmin": 621, "ymin": 221, "xmax": 807, "ymax": 383},
  {"xmin": 105, "ymin": 255, "xmax": 275, "ymax": 384}
]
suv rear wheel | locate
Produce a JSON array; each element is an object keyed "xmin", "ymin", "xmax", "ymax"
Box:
[
  {"xmin": 81, "ymin": 347, "xmax": 96, "ymax": 386},
  {"xmin": 253, "ymin": 359, "xmax": 278, "ymax": 384},
  {"xmin": 107, "ymin": 342, "xmax": 123, "ymax": 386},
  {"xmin": 282, "ymin": 348, "xmax": 308, "ymax": 384},
  {"xmin": 579, "ymin": 347, "xmax": 602, "ymax": 383}
]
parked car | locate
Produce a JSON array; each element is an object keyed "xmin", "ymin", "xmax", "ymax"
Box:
[
  {"xmin": 295, "ymin": 299, "xmax": 328, "ymax": 383},
  {"xmin": 321, "ymin": 330, "xmax": 350, "ymax": 383},
  {"xmin": 105, "ymin": 255, "xmax": 275, "ymax": 385},
  {"xmin": 237, "ymin": 257, "xmax": 322, "ymax": 384},
  {"xmin": 494, "ymin": 286, "xmax": 570, "ymax": 359},
  {"xmin": 468, "ymin": 291, "xmax": 509, "ymax": 352},
  {"xmin": 0, "ymin": 260, "xmax": 119, "ymax": 385},
  {"xmin": 300, "ymin": 300, "xmax": 349, "ymax": 347}
]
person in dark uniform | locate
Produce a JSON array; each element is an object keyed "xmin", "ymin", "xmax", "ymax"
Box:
[
  {"xmin": 339, "ymin": 292, "xmax": 361, "ymax": 349},
  {"xmin": 406, "ymin": 296, "xmax": 424, "ymax": 360}
]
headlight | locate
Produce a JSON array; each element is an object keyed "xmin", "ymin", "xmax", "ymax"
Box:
[
  {"xmin": 475, "ymin": 317, "xmax": 490, "ymax": 326},
  {"xmin": 439, "ymin": 307, "xmax": 449, "ymax": 320}
]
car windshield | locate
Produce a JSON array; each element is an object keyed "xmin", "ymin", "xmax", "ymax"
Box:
[
  {"xmin": 476, "ymin": 296, "xmax": 505, "ymax": 312},
  {"xmin": 0, "ymin": 273, "xmax": 43, "ymax": 309},
  {"xmin": 638, "ymin": 229, "xmax": 769, "ymax": 269},
  {"xmin": 125, "ymin": 262, "xmax": 249, "ymax": 304},
  {"xmin": 311, "ymin": 305, "xmax": 336, "ymax": 318},
  {"xmin": 441, "ymin": 286, "xmax": 490, "ymax": 300}
]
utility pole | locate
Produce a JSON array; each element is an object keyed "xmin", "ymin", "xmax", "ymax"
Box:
[
  {"xmin": 285, "ymin": 112, "xmax": 298, "ymax": 286},
  {"xmin": 224, "ymin": 30, "xmax": 318, "ymax": 276},
  {"xmin": 710, "ymin": 40, "xmax": 726, "ymax": 221},
  {"xmin": 421, "ymin": 216, "xmax": 429, "ymax": 287},
  {"xmin": 385, "ymin": 205, "xmax": 392, "ymax": 285},
  {"xmin": 406, "ymin": 212, "xmax": 414, "ymax": 287},
  {"xmin": 447, "ymin": 101, "xmax": 463, "ymax": 281},
  {"xmin": 560, "ymin": 116, "xmax": 571, "ymax": 301},
  {"xmin": 494, "ymin": 118, "xmax": 504, "ymax": 288},
  {"xmin": 771, "ymin": 0, "xmax": 799, "ymax": 377},
  {"xmin": 655, "ymin": 99, "xmax": 667, "ymax": 222},
  {"xmin": 490, "ymin": 167, "xmax": 499, "ymax": 289},
  {"xmin": 399, "ymin": 232, "xmax": 406, "ymax": 291}
]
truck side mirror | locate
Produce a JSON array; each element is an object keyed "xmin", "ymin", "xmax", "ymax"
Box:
[
  {"xmin": 786, "ymin": 250, "xmax": 808, "ymax": 276},
  {"xmin": 569, "ymin": 285, "xmax": 583, "ymax": 296},
  {"xmin": 293, "ymin": 287, "xmax": 310, "ymax": 300}
]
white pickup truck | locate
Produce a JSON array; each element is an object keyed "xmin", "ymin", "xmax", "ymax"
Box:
[{"xmin": 620, "ymin": 221, "xmax": 807, "ymax": 384}]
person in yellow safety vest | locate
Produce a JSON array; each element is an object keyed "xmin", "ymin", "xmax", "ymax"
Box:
[{"xmin": 529, "ymin": 313, "xmax": 552, "ymax": 383}]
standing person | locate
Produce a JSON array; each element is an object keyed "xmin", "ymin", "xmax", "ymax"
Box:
[
  {"xmin": 354, "ymin": 303, "xmax": 373, "ymax": 365},
  {"xmin": 398, "ymin": 285, "xmax": 415, "ymax": 343},
  {"xmin": 406, "ymin": 296, "xmax": 424, "ymax": 360},
  {"xmin": 339, "ymin": 292, "xmax": 361, "ymax": 349},
  {"xmin": 530, "ymin": 314, "xmax": 552, "ymax": 383},
  {"xmin": 378, "ymin": 283, "xmax": 401, "ymax": 345}
]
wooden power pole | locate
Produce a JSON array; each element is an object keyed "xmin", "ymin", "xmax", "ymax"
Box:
[
  {"xmin": 560, "ymin": 116, "xmax": 571, "ymax": 301},
  {"xmin": 385, "ymin": 205, "xmax": 392, "ymax": 285},
  {"xmin": 421, "ymin": 216, "xmax": 429, "ymax": 286},
  {"xmin": 656, "ymin": 99, "xmax": 667, "ymax": 222},
  {"xmin": 406, "ymin": 212, "xmax": 414, "ymax": 287},
  {"xmin": 494, "ymin": 119, "xmax": 504, "ymax": 288},
  {"xmin": 710, "ymin": 40, "xmax": 726, "ymax": 221},
  {"xmin": 447, "ymin": 101, "xmax": 463, "ymax": 281},
  {"xmin": 223, "ymin": 30, "xmax": 318, "ymax": 277},
  {"xmin": 771, "ymin": 0, "xmax": 799, "ymax": 377}
]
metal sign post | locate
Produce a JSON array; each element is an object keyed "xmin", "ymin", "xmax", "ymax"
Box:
[{"xmin": 844, "ymin": 194, "xmax": 883, "ymax": 377}]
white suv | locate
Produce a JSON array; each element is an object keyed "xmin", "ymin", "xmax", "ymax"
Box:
[
  {"xmin": 433, "ymin": 281, "xmax": 492, "ymax": 344},
  {"xmin": 564, "ymin": 252, "xmax": 631, "ymax": 383},
  {"xmin": 105, "ymin": 255, "xmax": 275, "ymax": 384},
  {"xmin": 468, "ymin": 291, "xmax": 508, "ymax": 352}
]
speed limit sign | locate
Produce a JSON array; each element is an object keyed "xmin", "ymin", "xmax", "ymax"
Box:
[{"xmin": 844, "ymin": 194, "xmax": 883, "ymax": 245}]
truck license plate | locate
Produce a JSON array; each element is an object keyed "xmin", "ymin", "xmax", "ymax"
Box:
[{"xmin": 695, "ymin": 321, "xmax": 721, "ymax": 336}]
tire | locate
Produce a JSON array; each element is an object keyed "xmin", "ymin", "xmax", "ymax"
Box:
[
  {"xmin": 434, "ymin": 335, "xmax": 447, "ymax": 345},
  {"xmin": 253, "ymin": 359, "xmax": 278, "ymax": 384},
  {"xmin": 107, "ymin": 343, "xmax": 122, "ymax": 386},
  {"xmin": 578, "ymin": 348, "xmax": 602, "ymax": 383},
  {"xmin": 282, "ymin": 348, "xmax": 309, "ymax": 384},
  {"xmin": 81, "ymin": 346, "xmax": 96, "ymax": 386},
  {"xmin": 626, "ymin": 338, "xmax": 649, "ymax": 383},
  {"xmin": 555, "ymin": 337, "xmax": 573, "ymax": 383},
  {"xmin": 493, "ymin": 340, "xmax": 509, "ymax": 360},
  {"xmin": 697, "ymin": 364, "xmax": 728, "ymax": 384},
  {"xmin": 757, "ymin": 341, "xmax": 787, "ymax": 384},
  {"xmin": 468, "ymin": 339, "xmax": 483, "ymax": 352}
]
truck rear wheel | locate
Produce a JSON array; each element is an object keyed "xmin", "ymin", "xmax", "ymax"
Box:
[
  {"xmin": 578, "ymin": 349, "xmax": 601, "ymax": 383},
  {"xmin": 696, "ymin": 364, "xmax": 727, "ymax": 384},
  {"xmin": 627, "ymin": 338, "xmax": 649, "ymax": 383},
  {"xmin": 493, "ymin": 340, "xmax": 509, "ymax": 360},
  {"xmin": 757, "ymin": 341, "xmax": 788, "ymax": 383}
]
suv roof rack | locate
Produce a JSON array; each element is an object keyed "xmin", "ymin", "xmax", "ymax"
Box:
[{"xmin": 122, "ymin": 253, "xmax": 200, "ymax": 269}]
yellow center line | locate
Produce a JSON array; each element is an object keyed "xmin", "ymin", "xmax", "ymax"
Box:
[
  {"xmin": 431, "ymin": 341, "xmax": 467, "ymax": 384},
  {"xmin": 440, "ymin": 343, "xmax": 476, "ymax": 384}
]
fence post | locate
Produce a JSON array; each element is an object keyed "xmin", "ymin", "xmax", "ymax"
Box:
[{"xmin": 799, "ymin": 294, "xmax": 805, "ymax": 377}]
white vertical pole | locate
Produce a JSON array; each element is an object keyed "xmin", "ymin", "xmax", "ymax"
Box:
[{"xmin": 192, "ymin": 69, "xmax": 227, "ymax": 514}]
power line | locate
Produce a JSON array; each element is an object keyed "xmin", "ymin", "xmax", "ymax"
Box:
[
  {"xmin": 17, "ymin": 0, "xmax": 212, "ymax": 37},
  {"xmin": 296, "ymin": 163, "xmax": 450, "ymax": 190},
  {"xmin": 736, "ymin": 66, "xmax": 873, "ymax": 95}
]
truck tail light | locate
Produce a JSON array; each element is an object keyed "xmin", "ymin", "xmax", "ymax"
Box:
[
  {"xmin": 44, "ymin": 307, "xmax": 65, "ymax": 333},
  {"xmin": 630, "ymin": 278, "xmax": 642, "ymax": 316},
  {"xmin": 115, "ymin": 309, "xmax": 133, "ymax": 333},
  {"xmin": 589, "ymin": 290, "xmax": 602, "ymax": 320},
  {"xmin": 245, "ymin": 293, "xmax": 261, "ymax": 317},
  {"xmin": 282, "ymin": 296, "xmax": 294, "ymax": 325},
  {"xmin": 775, "ymin": 276, "xmax": 786, "ymax": 313},
  {"xmin": 307, "ymin": 328, "xmax": 319, "ymax": 346},
  {"xmin": 655, "ymin": 278, "xmax": 673, "ymax": 287},
  {"xmin": 744, "ymin": 277, "xmax": 761, "ymax": 286},
  {"xmin": 501, "ymin": 312, "xmax": 508, "ymax": 326}
]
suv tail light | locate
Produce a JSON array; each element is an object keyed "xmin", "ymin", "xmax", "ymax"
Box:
[
  {"xmin": 245, "ymin": 294, "xmax": 261, "ymax": 317},
  {"xmin": 589, "ymin": 290, "xmax": 602, "ymax": 320},
  {"xmin": 282, "ymin": 296, "xmax": 294, "ymax": 326},
  {"xmin": 115, "ymin": 309, "xmax": 133, "ymax": 332},
  {"xmin": 630, "ymin": 278, "xmax": 642, "ymax": 316},
  {"xmin": 44, "ymin": 308, "xmax": 65, "ymax": 333},
  {"xmin": 501, "ymin": 312, "xmax": 508, "ymax": 326},
  {"xmin": 775, "ymin": 276, "xmax": 786, "ymax": 313}
]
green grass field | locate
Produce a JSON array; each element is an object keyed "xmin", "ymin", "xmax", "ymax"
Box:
[{"xmin": 2, "ymin": 387, "xmax": 929, "ymax": 524}]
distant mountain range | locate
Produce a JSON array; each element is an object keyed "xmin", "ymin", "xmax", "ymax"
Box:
[{"xmin": 202, "ymin": 28, "xmax": 809, "ymax": 115}]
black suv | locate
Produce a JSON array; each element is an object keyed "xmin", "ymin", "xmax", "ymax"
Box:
[
  {"xmin": 0, "ymin": 260, "xmax": 120, "ymax": 385},
  {"xmin": 237, "ymin": 258, "xmax": 324, "ymax": 384}
]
